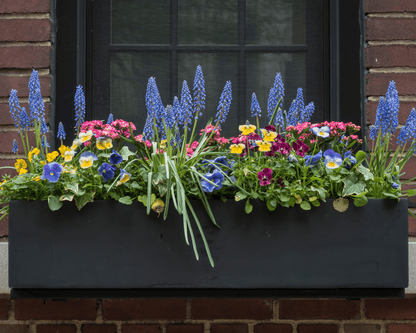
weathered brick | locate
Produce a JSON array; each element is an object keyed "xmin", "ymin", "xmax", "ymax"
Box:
[
  {"xmin": 366, "ymin": 299, "xmax": 416, "ymax": 319},
  {"xmin": 211, "ymin": 324, "xmax": 247, "ymax": 333},
  {"xmin": 366, "ymin": 101, "xmax": 416, "ymax": 125},
  {"xmin": 0, "ymin": 159, "xmax": 17, "ymax": 179},
  {"xmin": 366, "ymin": 0, "xmax": 416, "ymax": 13},
  {"xmin": 254, "ymin": 324, "xmax": 292, "ymax": 333},
  {"xmin": 166, "ymin": 325, "xmax": 203, "ymax": 333},
  {"xmin": 0, "ymin": 75, "xmax": 50, "ymax": 97},
  {"xmin": 0, "ymin": 209, "xmax": 8, "ymax": 237},
  {"xmin": 0, "ymin": 131, "xmax": 45, "ymax": 154},
  {"xmin": 402, "ymin": 184, "xmax": 416, "ymax": 208},
  {"xmin": 0, "ymin": 103, "xmax": 50, "ymax": 125},
  {"xmin": 14, "ymin": 299, "xmax": 98, "ymax": 320},
  {"xmin": 0, "ymin": 46, "xmax": 51, "ymax": 69},
  {"xmin": 409, "ymin": 214, "xmax": 416, "ymax": 236},
  {"xmin": 367, "ymin": 18, "xmax": 416, "ymax": 41},
  {"xmin": 37, "ymin": 325, "xmax": 77, "ymax": 333},
  {"xmin": 344, "ymin": 324, "xmax": 381, "ymax": 333},
  {"xmin": 399, "ymin": 155, "xmax": 416, "ymax": 180},
  {"xmin": 81, "ymin": 325, "xmax": 117, "ymax": 333},
  {"xmin": 103, "ymin": 299, "xmax": 186, "ymax": 320},
  {"xmin": 0, "ymin": 325, "xmax": 30, "ymax": 333},
  {"xmin": 0, "ymin": 0, "xmax": 49, "ymax": 13},
  {"xmin": 367, "ymin": 73, "xmax": 416, "ymax": 97},
  {"xmin": 279, "ymin": 300, "xmax": 360, "ymax": 320},
  {"xmin": 0, "ymin": 20, "xmax": 50, "ymax": 42},
  {"xmin": 0, "ymin": 299, "xmax": 9, "ymax": 320},
  {"xmin": 297, "ymin": 325, "xmax": 338, "ymax": 333},
  {"xmin": 366, "ymin": 45, "xmax": 416, "ymax": 68},
  {"xmin": 191, "ymin": 299, "xmax": 273, "ymax": 320},
  {"xmin": 387, "ymin": 325, "xmax": 416, "ymax": 333},
  {"xmin": 122, "ymin": 325, "xmax": 162, "ymax": 333}
]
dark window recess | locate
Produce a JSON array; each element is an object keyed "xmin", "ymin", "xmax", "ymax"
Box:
[{"xmin": 54, "ymin": 0, "xmax": 364, "ymax": 146}]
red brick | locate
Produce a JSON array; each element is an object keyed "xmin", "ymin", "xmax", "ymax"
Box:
[
  {"xmin": 0, "ymin": 75, "xmax": 50, "ymax": 97},
  {"xmin": 191, "ymin": 299, "xmax": 273, "ymax": 320},
  {"xmin": 367, "ymin": 73, "xmax": 416, "ymax": 97},
  {"xmin": 122, "ymin": 325, "xmax": 162, "ymax": 333},
  {"xmin": 37, "ymin": 325, "xmax": 77, "ymax": 333},
  {"xmin": 366, "ymin": 299, "xmax": 416, "ymax": 319},
  {"xmin": 0, "ymin": 103, "xmax": 50, "ymax": 125},
  {"xmin": 409, "ymin": 214, "xmax": 416, "ymax": 236},
  {"xmin": 0, "ymin": 0, "xmax": 49, "ymax": 13},
  {"xmin": 0, "ymin": 131, "xmax": 47, "ymax": 154},
  {"xmin": 366, "ymin": 45, "xmax": 416, "ymax": 68},
  {"xmin": 0, "ymin": 299, "xmax": 9, "ymax": 320},
  {"xmin": 366, "ymin": 101, "xmax": 416, "ymax": 125},
  {"xmin": 402, "ymin": 183, "xmax": 416, "ymax": 207},
  {"xmin": 400, "ymin": 155, "xmax": 416, "ymax": 180},
  {"xmin": 344, "ymin": 325, "xmax": 381, "ymax": 333},
  {"xmin": 388, "ymin": 325, "xmax": 416, "ymax": 333},
  {"xmin": 211, "ymin": 324, "xmax": 247, "ymax": 333},
  {"xmin": 0, "ymin": 20, "xmax": 50, "ymax": 42},
  {"xmin": 254, "ymin": 324, "xmax": 292, "ymax": 333},
  {"xmin": 366, "ymin": 0, "xmax": 416, "ymax": 13},
  {"xmin": 166, "ymin": 325, "xmax": 203, "ymax": 333},
  {"xmin": 279, "ymin": 300, "xmax": 360, "ymax": 320},
  {"xmin": 297, "ymin": 325, "xmax": 338, "ymax": 333},
  {"xmin": 103, "ymin": 299, "xmax": 186, "ymax": 320},
  {"xmin": 0, "ymin": 46, "xmax": 51, "ymax": 69},
  {"xmin": 14, "ymin": 299, "xmax": 98, "ymax": 320},
  {"xmin": 0, "ymin": 209, "xmax": 8, "ymax": 237},
  {"xmin": 367, "ymin": 18, "xmax": 416, "ymax": 41},
  {"xmin": 0, "ymin": 325, "xmax": 30, "ymax": 333},
  {"xmin": 81, "ymin": 325, "xmax": 117, "ymax": 333},
  {"xmin": 0, "ymin": 159, "xmax": 17, "ymax": 180}
]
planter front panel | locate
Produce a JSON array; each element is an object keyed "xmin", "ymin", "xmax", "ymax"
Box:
[{"xmin": 9, "ymin": 199, "xmax": 408, "ymax": 289}]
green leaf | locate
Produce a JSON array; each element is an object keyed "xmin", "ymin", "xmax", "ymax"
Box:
[
  {"xmin": 138, "ymin": 194, "xmax": 156, "ymax": 207},
  {"xmin": 13, "ymin": 177, "xmax": 28, "ymax": 184},
  {"xmin": 382, "ymin": 192, "xmax": 399, "ymax": 199},
  {"xmin": 97, "ymin": 152, "xmax": 111, "ymax": 158},
  {"xmin": 329, "ymin": 175, "xmax": 341, "ymax": 181},
  {"xmin": 310, "ymin": 186, "xmax": 326, "ymax": 200},
  {"xmin": 353, "ymin": 195, "xmax": 368, "ymax": 207},
  {"xmin": 355, "ymin": 150, "xmax": 367, "ymax": 165},
  {"xmin": 152, "ymin": 172, "xmax": 165, "ymax": 185},
  {"xmin": 158, "ymin": 183, "xmax": 168, "ymax": 197},
  {"xmin": 280, "ymin": 193, "xmax": 290, "ymax": 202},
  {"xmin": 59, "ymin": 193, "xmax": 74, "ymax": 202},
  {"xmin": 333, "ymin": 197, "xmax": 349, "ymax": 212},
  {"xmin": 119, "ymin": 196, "xmax": 133, "ymax": 205},
  {"xmin": 131, "ymin": 181, "xmax": 142, "ymax": 189},
  {"xmin": 245, "ymin": 200, "xmax": 253, "ymax": 214},
  {"xmin": 300, "ymin": 201, "xmax": 311, "ymax": 210},
  {"xmin": 405, "ymin": 189, "xmax": 416, "ymax": 197},
  {"xmin": 342, "ymin": 174, "xmax": 367, "ymax": 196},
  {"xmin": 119, "ymin": 146, "xmax": 135, "ymax": 160},
  {"xmin": 357, "ymin": 165, "xmax": 374, "ymax": 181},
  {"xmin": 74, "ymin": 192, "xmax": 95, "ymax": 211},
  {"xmin": 109, "ymin": 191, "xmax": 120, "ymax": 200},
  {"xmin": 48, "ymin": 195, "xmax": 63, "ymax": 211},
  {"xmin": 220, "ymin": 196, "xmax": 227, "ymax": 203},
  {"xmin": 311, "ymin": 200, "xmax": 321, "ymax": 207},
  {"xmin": 266, "ymin": 199, "xmax": 277, "ymax": 211},
  {"xmin": 235, "ymin": 191, "xmax": 247, "ymax": 202}
]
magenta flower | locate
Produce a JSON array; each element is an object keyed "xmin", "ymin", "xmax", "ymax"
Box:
[
  {"xmin": 276, "ymin": 142, "xmax": 291, "ymax": 156},
  {"xmin": 264, "ymin": 124, "xmax": 276, "ymax": 132},
  {"xmin": 292, "ymin": 140, "xmax": 309, "ymax": 157},
  {"xmin": 257, "ymin": 168, "xmax": 273, "ymax": 186}
]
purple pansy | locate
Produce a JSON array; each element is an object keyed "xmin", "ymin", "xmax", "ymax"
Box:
[{"xmin": 257, "ymin": 168, "xmax": 273, "ymax": 186}]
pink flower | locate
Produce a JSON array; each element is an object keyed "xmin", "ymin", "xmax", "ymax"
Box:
[{"xmin": 257, "ymin": 168, "xmax": 273, "ymax": 186}]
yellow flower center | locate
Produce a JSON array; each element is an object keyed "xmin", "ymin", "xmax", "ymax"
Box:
[
  {"xmin": 327, "ymin": 161, "xmax": 337, "ymax": 168},
  {"xmin": 51, "ymin": 172, "xmax": 54, "ymax": 176}
]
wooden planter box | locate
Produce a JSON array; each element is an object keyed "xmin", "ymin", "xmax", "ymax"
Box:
[{"xmin": 8, "ymin": 199, "xmax": 408, "ymax": 298}]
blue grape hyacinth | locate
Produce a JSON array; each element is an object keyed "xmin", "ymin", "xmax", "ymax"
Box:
[
  {"xmin": 12, "ymin": 139, "xmax": 18, "ymax": 154},
  {"xmin": 397, "ymin": 108, "xmax": 416, "ymax": 145},
  {"xmin": 9, "ymin": 89, "xmax": 20, "ymax": 128},
  {"xmin": 28, "ymin": 69, "xmax": 45, "ymax": 124},
  {"xmin": 107, "ymin": 113, "xmax": 114, "ymax": 124},
  {"xmin": 74, "ymin": 85, "xmax": 86, "ymax": 131},
  {"xmin": 18, "ymin": 107, "xmax": 30, "ymax": 132},
  {"xmin": 267, "ymin": 72, "xmax": 285, "ymax": 122},
  {"xmin": 215, "ymin": 81, "xmax": 232, "ymax": 125},
  {"xmin": 57, "ymin": 122, "xmax": 66, "ymax": 141},
  {"xmin": 287, "ymin": 88, "xmax": 304, "ymax": 126},
  {"xmin": 180, "ymin": 80, "xmax": 193, "ymax": 129},
  {"xmin": 251, "ymin": 92, "xmax": 261, "ymax": 118},
  {"xmin": 193, "ymin": 65, "xmax": 206, "ymax": 119}
]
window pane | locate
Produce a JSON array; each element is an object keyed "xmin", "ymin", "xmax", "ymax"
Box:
[
  {"xmin": 111, "ymin": 0, "xmax": 170, "ymax": 44},
  {"xmin": 178, "ymin": 53, "xmax": 239, "ymax": 137},
  {"xmin": 110, "ymin": 52, "xmax": 171, "ymax": 130},
  {"xmin": 178, "ymin": 0, "xmax": 238, "ymax": 45},
  {"xmin": 246, "ymin": 0, "xmax": 306, "ymax": 45}
]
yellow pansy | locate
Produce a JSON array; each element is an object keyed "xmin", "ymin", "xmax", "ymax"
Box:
[
  {"xmin": 239, "ymin": 124, "xmax": 256, "ymax": 135},
  {"xmin": 160, "ymin": 139, "xmax": 167, "ymax": 149},
  {"xmin": 230, "ymin": 143, "xmax": 245, "ymax": 154},
  {"xmin": 32, "ymin": 176, "xmax": 41, "ymax": 181},
  {"xmin": 116, "ymin": 169, "xmax": 131, "ymax": 186},
  {"xmin": 255, "ymin": 140, "xmax": 272, "ymax": 152},
  {"xmin": 19, "ymin": 168, "xmax": 28, "ymax": 175},
  {"xmin": 64, "ymin": 150, "xmax": 77, "ymax": 162},
  {"xmin": 28, "ymin": 148, "xmax": 40, "ymax": 162},
  {"xmin": 79, "ymin": 130, "xmax": 93, "ymax": 143},
  {"xmin": 79, "ymin": 152, "xmax": 97, "ymax": 169},
  {"xmin": 14, "ymin": 159, "xmax": 27, "ymax": 172},
  {"xmin": 96, "ymin": 137, "xmax": 113, "ymax": 150},
  {"xmin": 59, "ymin": 145, "xmax": 71, "ymax": 157},
  {"xmin": 46, "ymin": 151, "xmax": 60, "ymax": 162},
  {"xmin": 71, "ymin": 139, "xmax": 82, "ymax": 150},
  {"xmin": 261, "ymin": 129, "xmax": 278, "ymax": 142}
]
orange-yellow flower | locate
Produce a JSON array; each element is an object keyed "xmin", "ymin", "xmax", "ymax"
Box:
[
  {"xmin": 58, "ymin": 145, "xmax": 71, "ymax": 157},
  {"xmin": 28, "ymin": 148, "xmax": 40, "ymax": 162},
  {"xmin": 14, "ymin": 159, "xmax": 27, "ymax": 172},
  {"xmin": 47, "ymin": 151, "xmax": 60, "ymax": 162},
  {"xmin": 255, "ymin": 140, "xmax": 272, "ymax": 152},
  {"xmin": 261, "ymin": 129, "xmax": 278, "ymax": 142},
  {"xmin": 230, "ymin": 143, "xmax": 245, "ymax": 154},
  {"xmin": 239, "ymin": 124, "xmax": 256, "ymax": 135}
]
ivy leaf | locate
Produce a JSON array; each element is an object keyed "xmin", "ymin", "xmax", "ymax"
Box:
[
  {"xmin": 59, "ymin": 193, "xmax": 74, "ymax": 202},
  {"xmin": 119, "ymin": 196, "xmax": 132, "ymax": 205},
  {"xmin": 353, "ymin": 195, "xmax": 368, "ymax": 207},
  {"xmin": 109, "ymin": 191, "xmax": 120, "ymax": 200},
  {"xmin": 64, "ymin": 182, "xmax": 85, "ymax": 195},
  {"xmin": 74, "ymin": 191, "xmax": 95, "ymax": 211},
  {"xmin": 357, "ymin": 165, "xmax": 374, "ymax": 181},
  {"xmin": 158, "ymin": 183, "xmax": 168, "ymax": 197},
  {"xmin": 48, "ymin": 195, "xmax": 63, "ymax": 211},
  {"xmin": 119, "ymin": 146, "xmax": 136, "ymax": 160},
  {"xmin": 235, "ymin": 191, "xmax": 247, "ymax": 202},
  {"xmin": 342, "ymin": 174, "xmax": 366, "ymax": 196},
  {"xmin": 138, "ymin": 194, "xmax": 156, "ymax": 206},
  {"xmin": 131, "ymin": 181, "xmax": 142, "ymax": 189},
  {"xmin": 245, "ymin": 200, "xmax": 253, "ymax": 214},
  {"xmin": 266, "ymin": 199, "xmax": 277, "ymax": 211},
  {"xmin": 280, "ymin": 193, "xmax": 291, "ymax": 202},
  {"xmin": 152, "ymin": 172, "xmax": 166, "ymax": 185},
  {"xmin": 300, "ymin": 201, "xmax": 311, "ymax": 210},
  {"xmin": 333, "ymin": 197, "xmax": 349, "ymax": 212},
  {"xmin": 311, "ymin": 186, "xmax": 327, "ymax": 201}
]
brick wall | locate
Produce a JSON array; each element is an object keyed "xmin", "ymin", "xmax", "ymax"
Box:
[{"xmin": 1, "ymin": 1, "xmax": 416, "ymax": 332}]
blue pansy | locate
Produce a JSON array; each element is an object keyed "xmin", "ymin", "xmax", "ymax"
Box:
[
  {"xmin": 98, "ymin": 162, "xmax": 116, "ymax": 182},
  {"xmin": 304, "ymin": 150, "xmax": 322, "ymax": 166},
  {"xmin": 344, "ymin": 151, "xmax": 356, "ymax": 169},
  {"xmin": 41, "ymin": 162, "xmax": 63, "ymax": 183},
  {"xmin": 109, "ymin": 149, "xmax": 123, "ymax": 165},
  {"xmin": 202, "ymin": 156, "xmax": 230, "ymax": 170},
  {"xmin": 323, "ymin": 149, "xmax": 343, "ymax": 169},
  {"xmin": 201, "ymin": 170, "xmax": 225, "ymax": 193},
  {"xmin": 392, "ymin": 182, "xmax": 400, "ymax": 189},
  {"xmin": 312, "ymin": 126, "xmax": 330, "ymax": 138}
]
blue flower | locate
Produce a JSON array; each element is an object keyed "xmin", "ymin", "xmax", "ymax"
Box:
[
  {"xmin": 304, "ymin": 150, "xmax": 322, "ymax": 166},
  {"xmin": 267, "ymin": 72, "xmax": 284, "ymax": 122},
  {"xmin": 109, "ymin": 149, "xmax": 123, "ymax": 165},
  {"xmin": 144, "ymin": 77, "xmax": 164, "ymax": 138},
  {"xmin": 344, "ymin": 151, "xmax": 356, "ymax": 169},
  {"xmin": 193, "ymin": 65, "xmax": 205, "ymax": 118},
  {"xmin": 323, "ymin": 149, "xmax": 343, "ymax": 169},
  {"xmin": 28, "ymin": 69, "xmax": 45, "ymax": 124},
  {"xmin": 98, "ymin": 162, "xmax": 116, "ymax": 182},
  {"xmin": 18, "ymin": 107, "xmax": 30, "ymax": 132},
  {"xmin": 118, "ymin": 169, "xmax": 131, "ymax": 184},
  {"xmin": 41, "ymin": 136, "xmax": 50, "ymax": 149},
  {"xmin": 9, "ymin": 89, "xmax": 20, "ymax": 128},
  {"xmin": 251, "ymin": 92, "xmax": 261, "ymax": 118},
  {"xmin": 202, "ymin": 156, "xmax": 230, "ymax": 171},
  {"xmin": 201, "ymin": 170, "xmax": 225, "ymax": 193},
  {"xmin": 12, "ymin": 139, "xmax": 18, "ymax": 154},
  {"xmin": 392, "ymin": 182, "xmax": 400, "ymax": 189},
  {"xmin": 397, "ymin": 108, "xmax": 416, "ymax": 145},
  {"xmin": 287, "ymin": 88, "xmax": 304, "ymax": 126},
  {"xmin": 107, "ymin": 113, "xmax": 114, "ymax": 124},
  {"xmin": 299, "ymin": 102, "xmax": 315, "ymax": 123},
  {"xmin": 40, "ymin": 116, "xmax": 48, "ymax": 135},
  {"xmin": 41, "ymin": 162, "xmax": 63, "ymax": 183},
  {"xmin": 79, "ymin": 151, "xmax": 98, "ymax": 169},
  {"xmin": 274, "ymin": 109, "xmax": 284, "ymax": 130},
  {"xmin": 180, "ymin": 80, "xmax": 193, "ymax": 129},
  {"xmin": 215, "ymin": 81, "xmax": 232, "ymax": 124},
  {"xmin": 312, "ymin": 126, "xmax": 330, "ymax": 138},
  {"xmin": 74, "ymin": 85, "xmax": 86, "ymax": 130},
  {"xmin": 57, "ymin": 122, "xmax": 66, "ymax": 140}
]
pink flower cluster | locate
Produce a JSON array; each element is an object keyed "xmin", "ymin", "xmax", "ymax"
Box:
[
  {"xmin": 186, "ymin": 141, "xmax": 199, "ymax": 157},
  {"xmin": 200, "ymin": 125, "xmax": 229, "ymax": 147},
  {"xmin": 80, "ymin": 119, "xmax": 136, "ymax": 139},
  {"xmin": 134, "ymin": 134, "xmax": 152, "ymax": 148}
]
